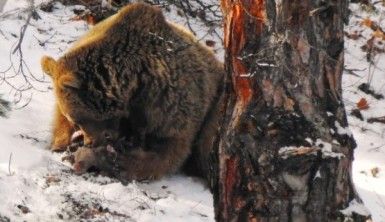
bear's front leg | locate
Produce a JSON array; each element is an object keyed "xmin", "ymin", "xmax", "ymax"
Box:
[{"xmin": 51, "ymin": 105, "xmax": 76, "ymax": 151}]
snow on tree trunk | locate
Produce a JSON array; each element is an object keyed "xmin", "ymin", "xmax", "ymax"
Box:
[{"xmin": 213, "ymin": 0, "xmax": 371, "ymax": 221}]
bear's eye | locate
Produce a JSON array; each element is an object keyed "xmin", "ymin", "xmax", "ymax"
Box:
[
  {"xmin": 73, "ymin": 117, "xmax": 85, "ymax": 125},
  {"xmin": 75, "ymin": 119, "xmax": 83, "ymax": 125},
  {"xmin": 72, "ymin": 116, "xmax": 91, "ymax": 126}
]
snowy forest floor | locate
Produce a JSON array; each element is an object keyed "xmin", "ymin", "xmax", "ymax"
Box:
[{"xmin": 0, "ymin": 0, "xmax": 384, "ymax": 221}]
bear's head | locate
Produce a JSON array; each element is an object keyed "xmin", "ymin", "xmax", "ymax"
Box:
[{"xmin": 41, "ymin": 56, "xmax": 121, "ymax": 146}]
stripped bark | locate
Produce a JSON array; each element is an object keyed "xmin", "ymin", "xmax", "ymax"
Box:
[{"xmin": 214, "ymin": 0, "xmax": 370, "ymax": 221}]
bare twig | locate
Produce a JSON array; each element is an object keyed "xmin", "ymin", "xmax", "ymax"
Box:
[
  {"xmin": 0, "ymin": 0, "xmax": 48, "ymax": 108},
  {"xmin": 12, "ymin": 8, "xmax": 33, "ymax": 55},
  {"xmin": 8, "ymin": 152, "xmax": 14, "ymax": 176}
]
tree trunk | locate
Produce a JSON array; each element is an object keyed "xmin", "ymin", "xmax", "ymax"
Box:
[{"xmin": 214, "ymin": 0, "xmax": 371, "ymax": 221}]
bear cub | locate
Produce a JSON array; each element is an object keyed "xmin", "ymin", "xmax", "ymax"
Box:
[{"xmin": 41, "ymin": 3, "xmax": 225, "ymax": 181}]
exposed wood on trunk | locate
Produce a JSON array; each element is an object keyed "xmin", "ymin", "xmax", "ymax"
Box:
[{"xmin": 214, "ymin": 0, "xmax": 371, "ymax": 221}]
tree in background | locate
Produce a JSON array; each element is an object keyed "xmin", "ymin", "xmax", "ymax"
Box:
[{"xmin": 214, "ymin": 0, "xmax": 370, "ymax": 221}]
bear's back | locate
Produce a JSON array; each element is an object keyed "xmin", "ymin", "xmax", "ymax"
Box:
[
  {"xmin": 59, "ymin": 3, "xmax": 224, "ymax": 133},
  {"xmin": 68, "ymin": 12, "xmax": 120, "ymax": 54},
  {"xmin": 67, "ymin": 3, "xmax": 165, "ymax": 55}
]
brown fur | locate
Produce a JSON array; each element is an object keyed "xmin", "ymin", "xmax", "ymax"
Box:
[{"xmin": 41, "ymin": 3, "xmax": 224, "ymax": 181}]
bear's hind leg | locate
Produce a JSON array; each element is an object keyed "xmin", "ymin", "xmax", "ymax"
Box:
[{"xmin": 118, "ymin": 137, "xmax": 191, "ymax": 180}]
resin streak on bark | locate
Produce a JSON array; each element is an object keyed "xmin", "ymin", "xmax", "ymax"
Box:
[{"xmin": 221, "ymin": 0, "xmax": 266, "ymax": 105}]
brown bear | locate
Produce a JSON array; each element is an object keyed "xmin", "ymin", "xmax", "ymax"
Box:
[{"xmin": 41, "ymin": 3, "xmax": 225, "ymax": 181}]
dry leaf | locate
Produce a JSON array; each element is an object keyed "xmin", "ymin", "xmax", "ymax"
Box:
[
  {"xmin": 371, "ymin": 167, "xmax": 380, "ymax": 177},
  {"xmin": 361, "ymin": 18, "xmax": 373, "ymax": 28},
  {"xmin": 86, "ymin": 15, "xmax": 96, "ymax": 25},
  {"xmin": 357, "ymin": 98, "xmax": 369, "ymax": 110},
  {"xmin": 70, "ymin": 14, "xmax": 96, "ymax": 25},
  {"xmin": 360, "ymin": 17, "xmax": 385, "ymax": 39},
  {"xmin": 372, "ymin": 29, "xmax": 385, "ymax": 39}
]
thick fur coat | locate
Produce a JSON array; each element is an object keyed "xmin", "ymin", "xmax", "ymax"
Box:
[{"xmin": 41, "ymin": 3, "xmax": 224, "ymax": 180}]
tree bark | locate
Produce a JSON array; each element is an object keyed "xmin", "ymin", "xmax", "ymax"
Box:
[{"xmin": 214, "ymin": 0, "xmax": 370, "ymax": 221}]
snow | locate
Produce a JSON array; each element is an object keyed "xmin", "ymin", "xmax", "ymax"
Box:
[
  {"xmin": 340, "ymin": 199, "xmax": 371, "ymax": 217},
  {"xmin": 0, "ymin": 1, "xmax": 214, "ymax": 221},
  {"xmin": 344, "ymin": 2, "xmax": 385, "ymax": 221},
  {"xmin": 0, "ymin": 0, "xmax": 385, "ymax": 221},
  {"xmin": 314, "ymin": 170, "xmax": 321, "ymax": 179},
  {"xmin": 334, "ymin": 121, "xmax": 353, "ymax": 137},
  {"xmin": 278, "ymin": 139, "xmax": 346, "ymax": 160},
  {"xmin": 278, "ymin": 145, "xmax": 317, "ymax": 159},
  {"xmin": 315, "ymin": 139, "xmax": 345, "ymax": 159}
]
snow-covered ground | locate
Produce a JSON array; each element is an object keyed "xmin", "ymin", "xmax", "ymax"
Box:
[
  {"xmin": 345, "ymin": 3, "xmax": 385, "ymax": 221},
  {"xmin": 0, "ymin": 0, "xmax": 384, "ymax": 221}
]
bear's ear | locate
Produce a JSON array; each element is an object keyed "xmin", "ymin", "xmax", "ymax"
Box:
[
  {"xmin": 41, "ymin": 56, "xmax": 58, "ymax": 78},
  {"xmin": 59, "ymin": 74, "xmax": 81, "ymax": 90}
]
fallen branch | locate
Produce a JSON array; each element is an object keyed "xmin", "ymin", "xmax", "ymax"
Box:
[
  {"xmin": 358, "ymin": 83, "xmax": 384, "ymax": 100},
  {"xmin": 367, "ymin": 116, "xmax": 385, "ymax": 124}
]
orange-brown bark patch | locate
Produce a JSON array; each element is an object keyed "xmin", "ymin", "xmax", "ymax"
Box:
[{"xmin": 222, "ymin": 0, "xmax": 266, "ymax": 105}]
